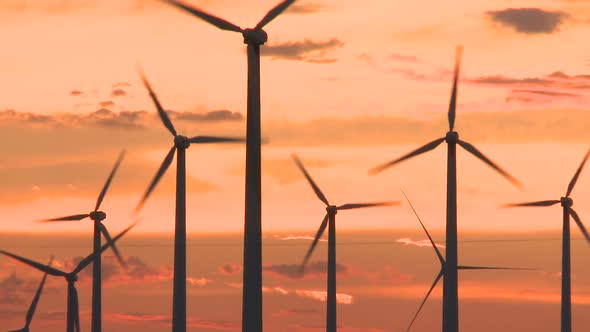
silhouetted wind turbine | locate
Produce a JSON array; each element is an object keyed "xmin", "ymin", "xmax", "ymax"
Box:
[
  {"xmin": 8, "ymin": 257, "xmax": 53, "ymax": 332},
  {"xmin": 402, "ymin": 191, "xmax": 530, "ymax": 331},
  {"xmin": 369, "ymin": 46, "xmax": 521, "ymax": 332},
  {"xmin": 505, "ymin": 148, "xmax": 590, "ymax": 332},
  {"xmin": 41, "ymin": 150, "xmax": 126, "ymax": 332},
  {"xmin": 294, "ymin": 154, "xmax": 398, "ymax": 332},
  {"xmin": 0, "ymin": 222, "xmax": 136, "ymax": 332},
  {"xmin": 135, "ymin": 72, "xmax": 245, "ymax": 332},
  {"xmin": 157, "ymin": 1, "xmax": 299, "ymax": 330}
]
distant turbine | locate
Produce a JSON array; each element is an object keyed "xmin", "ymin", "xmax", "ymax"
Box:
[
  {"xmin": 505, "ymin": 148, "xmax": 590, "ymax": 332},
  {"xmin": 42, "ymin": 150, "xmax": 126, "ymax": 332},
  {"xmin": 8, "ymin": 257, "xmax": 53, "ymax": 332},
  {"xmin": 135, "ymin": 72, "xmax": 245, "ymax": 332},
  {"xmin": 294, "ymin": 154, "xmax": 399, "ymax": 332},
  {"xmin": 369, "ymin": 46, "xmax": 521, "ymax": 332},
  {"xmin": 0, "ymin": 222, "xmax": 136, "ymax": 332},
  {"xmin": 157, "ymin": 1, "xmax": 299, "ymax": 330},
  {"xmin": 402, "ymin": 191, "xmax": 530, "ymax": 331}
]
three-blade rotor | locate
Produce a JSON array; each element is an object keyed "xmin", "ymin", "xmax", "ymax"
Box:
[
  {"xmin": 0, "ymin": 222, "xmax": 136, "ymax": 332},
  {"xmin": 135, "ymin": 73, "xmax": 245, "ymax": 212},
  {"xmin": 293, "ymin": 154, "xmax": 399, "ymax": 268},
  {"xmin": 402, "ymin": 191, "xmax": 530, "ymax": 331},
  {"xmin": 368, "ymin": 46, "xmax": 521, "ymax": 189},
  {"xmin": 505, "ymin": 148, "xmax": 590, "ymax": 244},
  {"xmin": 160, "ymin": 0, "xmax": 297, "ymax": 33},
  {"xmin": 42, "ymin": 150, "xmax": 127, "ymax": 267}
]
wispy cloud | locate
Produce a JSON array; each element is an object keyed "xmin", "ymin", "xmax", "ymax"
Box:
[
  {"xmin": 396, "ymin": 237, "xmax": 445, "ymax": 248},
  {"xmin": 286, "ymin": 3, "xmax": 323, "ymax": 14},
  {"xmin": 109, "ymin": 312, "xmax": 240, "ymax": 330},
  {"xmin": 263, "ymin": 261, "xmax": 349, "ymax": 280},
  {"xmin": 388, "ymin": 53, "xmax": 422, "ymax": 63},
  {"xmin": 273, "ymin": 308, "xmax": 320, "ymax": 317},
  {"xmin": 274, "ymin": 234, "xmax": 327, "ymax": 242},
  {"xmin": 187, "ymin": 277, "xmax": 212, "ymax": 286},
  {"xmin": 486, "ymin": 8, "xmax": 571, "ymax": 34},
  {"xmin": 262, "ymin": 38, "xmax": 345, "ymax": 63},
  {"xmin": 295, "ymin": 289, "xmax": 354, "ymax": 304}
]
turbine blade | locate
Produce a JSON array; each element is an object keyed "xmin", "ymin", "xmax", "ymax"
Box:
[
  {"xmin": 73, "ymin": 221, "xmax": 138, "ymax": 275},
  {"xmin": 292, "ymin": 154, "xmax": 329, "ymax": 205},
  {"xmin": 95, "ymin": 149, "xmax": 126, "ymax": 211},
  {"xmin": 570, "ymin": 209, "xmax": 590, "ymax": 244},
  {"xmin": 401, "ymin": 190, "xmax": 445, "ymax": 265},
  {"xmin": 337, "ymin": 201, "xmax": 400, "ymax": 210},
  {"xmin": 256, "ymin": 0, "xmax": 297, "ymax": 29},
  {"xmin": 99, "ymin": 223, "xmax": 127, "ymax": 268},
  {"xmin": 25, "ymin": 256, "xmax": 53, "ymax": 327},
  {"xmin": 457, "ymin": 139, "xmax": 522, "ymax": 189},
  {"xmin": 448, "ymin": 45, "xmax": 462, "ymax": 131},
  {"xmin": 566, "ymin": 148, "xmax": 590, "ymax": 197},
  {"xmin": 135, "ymin": 146, "xmax": 176, "ymax": 212},
  {"xmin": 368, "ymin": 138, "xmax": 445, "ymax": 175},
  {"xmin": 503, "ymin": 200, "xmax": 560, "ymax": 208},
  {"xmin": 42, "ymin": 214, "xmax": 90, "ymax": 222},
  {"xmin": 160, "ymin": 0, "xmax": 242, "ymax": 32},
  {"xmin": 138, "ymin": 70, "xmax": 177, "ymax": 136},
  {"xmin": 458, "ymin": 265, "xmax": 534, "ymax": 270},
  {"xmin": 188, "ymin": 136, "xmax": 246, "ymax": 144},
  {"xmin": 406, "ymin": 270, "xmax": 444, "ymax": 332},
  {"xmin": 301, "ymin": 214, "xmax": 329, "ymax": 268},
  {"xmin": 0, "ymin": 251, "xmax": 66, "ymax": 277}
]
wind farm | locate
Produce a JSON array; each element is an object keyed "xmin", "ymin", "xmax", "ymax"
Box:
[{"xmin": 1, "ymin": 1, "xmax": 590, "ymax": 332}]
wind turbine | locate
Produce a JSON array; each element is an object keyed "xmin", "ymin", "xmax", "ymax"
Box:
[
  {"xmin": 135, "ymin": 72, "xmax": 245, "ymax": 332},
  {"xmin": 505, "ymin": 148, "xmax": 590, "ymax": 332},
  {"xmin": 156, "ymin": 1, "xmax": 299, "ymax": 330},
  {"xmin": 294, "ymin": 154, "xmax": 398, "ymax": 332},
  {"xmin": 369, "ymin": 46, "xmax": 522, "ymax": 332},
  {"xmin": 41, "ymin": 150, "xmax": 126, "ymax": 332},
  {"xmin": 7, "ymin": 257, "xmax": 53, "ymax": 332},
  {"xmin": 402, "ymin": 191, "xmax": 530, "ymax": 331},
  {"xmin": 0, "ymin": 222, "xmax": 136, "ymax": 332}
]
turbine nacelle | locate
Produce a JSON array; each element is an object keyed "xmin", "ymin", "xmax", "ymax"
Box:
[
  {"xmin": 174, "ymin": 135, "xmax": 190, "ymax": 149},
  {"xmin": 66, "ymin": 274, "xmax": 78, "ymax": 283},
  {"xmin": 445, "ymin": 131, "xmax": 459, "ymax": 144},
  {"xmin": 326, "ymin": 205, "xmax": 338, "ymax": 215},
  {"xmin": 89, "ymin": 211, "xmax": 106, "ymax": 221},
  {"xmin": 561, "ymin": 197, "xmax": 573, "ymax": 208},
  {"xmin": 242, "ymin": 28, "xmax": 268, "ymax": 45}
]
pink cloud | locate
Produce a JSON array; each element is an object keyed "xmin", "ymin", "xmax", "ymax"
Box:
[{"xmin": 187, "ymin": 277, "xmax": 211, "ymax": 286}]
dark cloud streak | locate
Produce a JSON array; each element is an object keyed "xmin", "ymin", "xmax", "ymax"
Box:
[
  {"xmin": 486, "ymin": 8, "xmax": 570, "ymax": 34},
  {"xmin": 262, "ymin": 38, "xmax": 344, "ymax": 63}
]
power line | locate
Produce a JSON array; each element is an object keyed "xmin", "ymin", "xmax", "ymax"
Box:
[{"xmin": 2, "ymin": 237, "xmax": 585, "ymax": 250}]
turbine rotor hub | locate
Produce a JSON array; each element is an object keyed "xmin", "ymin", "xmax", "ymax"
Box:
[
  {"xmin": 326, "ymin": 205, "xmax": 338, "ymax": 215},
  {"xmin": 66, "ymin": 274, "xmax": 78, "ymax": 283},
  {"xmin": 561, "ymin": 197, "xmax": 573, "ymax": 208},
  {"xmin": 445, "ymin": 131, "xmax": 459, "ymax": 143},
  {"xmin": 242, "ymin": 28, "xmax": 268, "ymax": 45},
  {"xmin": 89, "ymin": 211, "xmax": 106, "ymax": 221},
  {"xmin": 174, "ymin": 135, "xmax": 190, "ymax": 149}
]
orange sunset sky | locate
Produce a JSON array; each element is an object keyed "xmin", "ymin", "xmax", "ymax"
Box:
[
  {"xmin": 1, "ymin": 1, "xmax": 590, "ymax": 331},
  {"xmin": 2, "ymin": 0, "xmax": 590, "ymax": 234}
]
